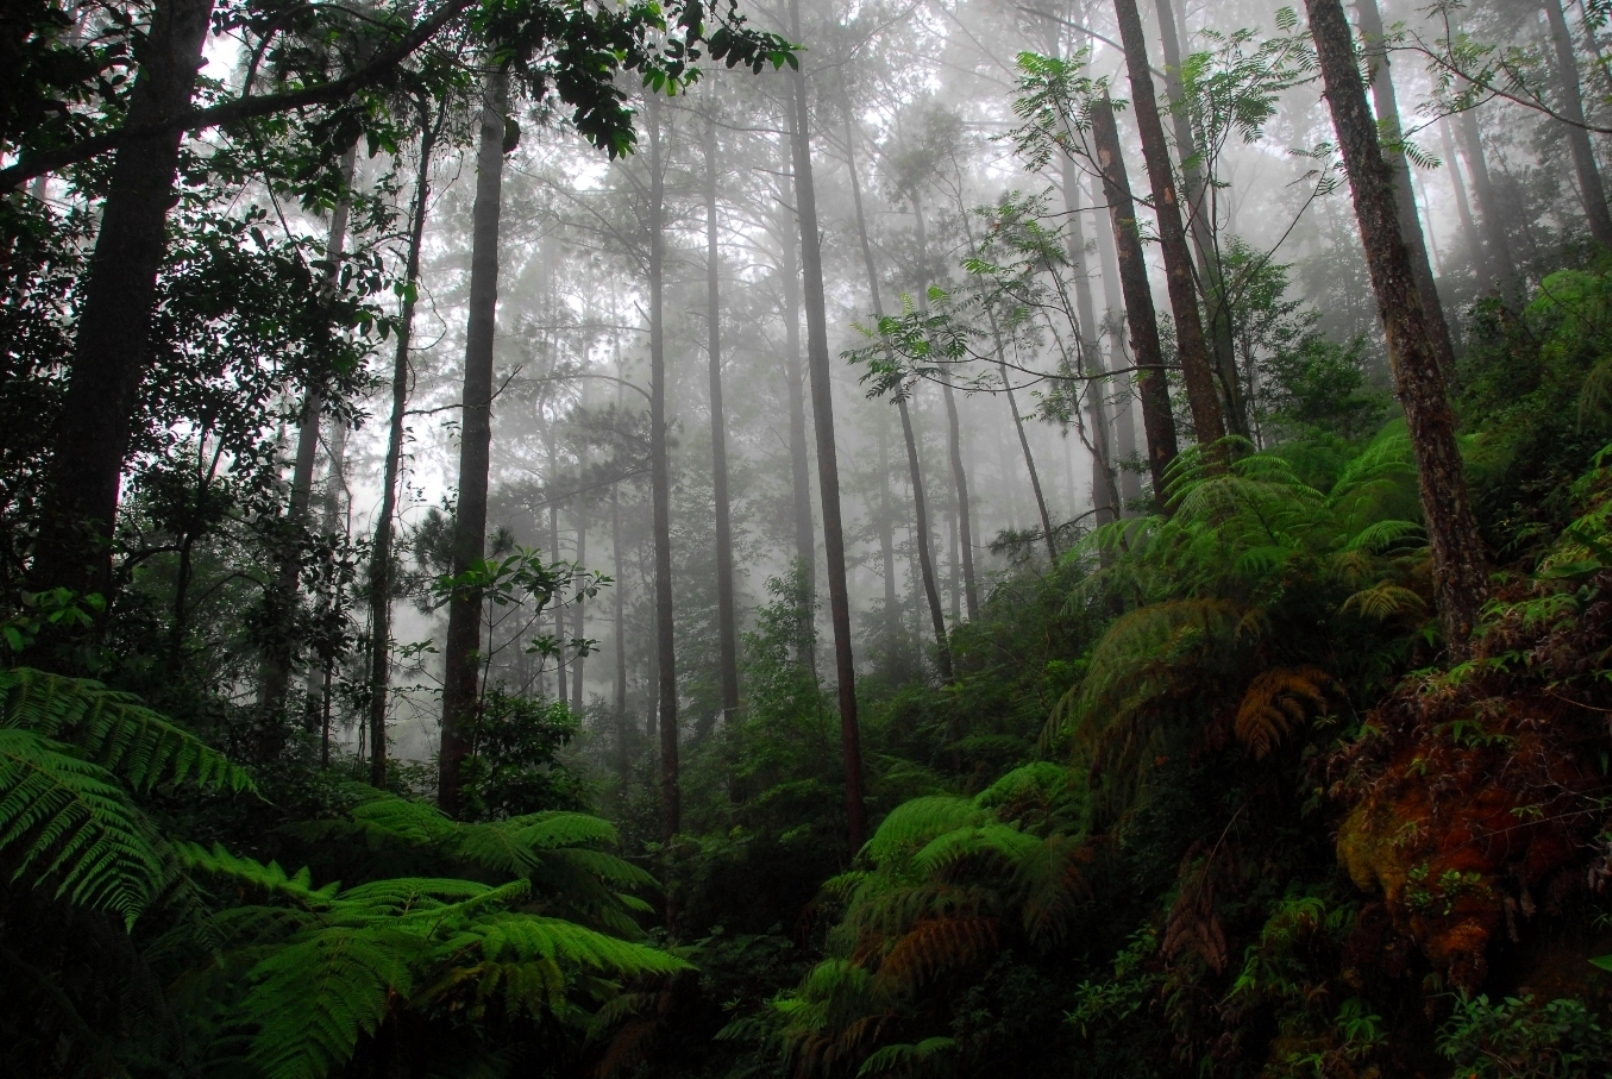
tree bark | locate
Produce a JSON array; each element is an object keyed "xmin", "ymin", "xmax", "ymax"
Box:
[
  {"xmin": 788, "ymin": 0, "xmax": 867, "ymax": 850},
  {"xmin": 1091, "ymin": 171, "xmax": 1143, "ymax": 512},
  {"xmin": 549, "ymin": 443, "xmax": 567, "ymax": 708},
  {"xmin": 32, "ymin": 0, "xmax": 216, "ymax": 601},
  {"xmin": 572, "ymin": 506, "xmax": 586, "ymax": 714},
  {"xmin": 1456, "ymin": 107, "xmax": 1520, "ymax": 299},
  {"xmin": 1356, "ymin": 0, "xmax": 1460, "ymax": 379},
  {"xmin": 1112, "ymin": 0, "xmax": 1226, "ymax": 451},
  {"xmin": 778, "ymin": 132, "xmax": 818, "ymax": 665},
  {"xmin": 367, "ymin": 101, "xmax": 438, "ymax": 790},
  {"xmin": 705, "ymin": 111, "xmax": 742, "ymax": 727},
  {"xmin": 1060, "ymin": 150, "xmax": 1119, "ymax": 524},
  {"xmin": 1307, "ymin": 0, "xmax": 1489, "ymax": 654},
  {"xmin": 1542, "ymin": 0, "xmax": 1612, "ymax": 247},
  {"xmin": 1152, "ymin": 0, "xmax": 1248, "ymax": 436},
  {"xmin": 438, "ymin": 68, "xmax": 507, "ymax": 817},
  {"xmin": 1090, "ymin": 95, "xmax": 1180, "ymax": 503},
  {"xmin": 645, "ymin": 92, "xmax": 680, "ymax": 848}
]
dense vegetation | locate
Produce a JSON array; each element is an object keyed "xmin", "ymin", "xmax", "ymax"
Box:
[{"xmin": 8, "ymin": 0, "xmax": 1612, "ymax": 1074}]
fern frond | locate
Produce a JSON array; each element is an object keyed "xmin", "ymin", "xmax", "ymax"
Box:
[
  {"xmin": 0, "ymin": 668, "xmax": 254, "ymax": 793},
  {"xmin": 861, "ymin": 797, "xmax": 987, "ymax": 863},
  {"xmin": 873, "ymin": 916, "xmax": 999, "ymax": 993},
  {"xmin": 178, "ymin": 842, "xmax": 340, "ymax": 908},
  {"xmin": 857, "ymin": 1036, "xmax": 958, "ymax": 1076},
  {"xmin": 0, "ymin": 728, "xmax": 164, "ymax": 926},
  {"xmin": 911, "ymin": 825, "xmax": 1040, "ymax": 877},
  {"xmin": 1341, "ymin": 582, "xmax": 1427, "ymax": 621},
  {"xmin": 1233, "ymin": 667, "xmax": 1335, "ymax": 759},
  {"xmin": 507, "ymin": 811, "xmax": 620, "ymax": 850},
  {"xmin": 1012, "ymin": 834, "xmax": 1091, "ymax": 947}
]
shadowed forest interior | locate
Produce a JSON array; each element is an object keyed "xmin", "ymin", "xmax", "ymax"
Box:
[{"xmin": 9, "ymin": 0, "xmax": 1612, "ymax": 1073}]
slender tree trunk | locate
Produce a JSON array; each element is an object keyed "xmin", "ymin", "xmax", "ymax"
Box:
[
  {"xmin": 263, "ymin": 143, "xmax": 358, "ymax": 712},
  {"xmin": 367, "ymin": 100, "xmax": 438, "ymax": 790},
  {"xmin": 1091, "ymin": 171, "xmax": 1143, "ymax": 512},
  {"xmin": 33, "ymin": 0, "xmax": 215, "ymax": 601},
  {"xmin": 777, "ymin": 147, "xmax": 818, "ymax": 668},
  {"xmin": 1456, "ymin": 108, "xmax": 1520, "ymax": 299},
  {"xmin": 1542, "ymin": 0, "xmax": 1612, "ymax": 246},
  {"xmin": 645, "ymin": 93, "xmax": 680, "ymax": 849},
  {"xmin": 878, "ymin": 425, "xmax": 899, "ymax": 638},
  {"xmin": 1060, "ymin": 151, "xmax": 1119, "ymax": 524},
  {"xmin": 1439, "ymin": 118, "xmax": 1487, "ymax": 287},
  {"xmin": 1090, "ymin": 96, "xmax": 1180, "ymax": 501},
  {"xmin": 1307, "ymin": 0, "xmax": 1489, "ymax": 653},
  {"xmin": 1356, "ymin": 0, "xmax": 1460, "ymax": 378},
  {"xmin": 1112, "ymin": 0, "xmax": 1225, "ymax": 450},
  {"xmin": 705, "ymin": 112, "xmax": 741, "ymax": 727},
  {"xmin": 572, "ymin": 507, "xmax": 586, "ymax": 714},
  {"xmin": 1152, "ymin": 0, "xmax": 1247, "ymax": 435},
  {"xmin": 612, "ymin": 444, "xmax": 629, "ymax": 792},
  {"xmin": 844, "ymin": 120, "xmax": 951, "ymax": 680},
  {"xmin": 550, "ymin": 459, "xmax": 567, "ymax": 707},
  {"xmin": 789, "ymin": 0, "xmax": 867, "ymax": 850},
  {"xmin": 913, "ymin": 196, "xmax": 979, "ymax": 621},
  {"xmin": 439, "ymin": 68, "xmax": 507, "ymax": 817}
]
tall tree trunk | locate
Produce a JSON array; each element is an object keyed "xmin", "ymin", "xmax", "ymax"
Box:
[
  {"xmin": 844, "ymin": 118, "xmax": 951, "ymax": 681},
  {"xmin": 645, "ymin": 92, "xmax": 680, "ymax": 849},
  {"xmin": 1457, "ymin": 108, "xmax": 1520, "ymax": 299},
  {"xmin": 1060, "ymin": 150, "xmax": 1119, "ymax": 524},
  {"xmin": 32, "ymin": 0, "xmax": 215, "ymax": 602},
  {"xmin": 705, "ymin": 112, "xmax": 741, "ymax": 727},
  {"xmin": 264, "ymin": 143, "xmax": 358, "ymax": 713},
  {"xmin": 913, "ymin": 195, "xmax": 979, "ymax": 621},
  {"xmin": 1439, "ymin": 118, "xmax": 1488, "ymax": 288},
  {"xmin": 1356, "ymin": 0, "xmax": 1460, "ymax": 378},
  {"xmin": 1306, "ymin": 0, "xmax": 1489, "ymax": 654},
  {"xmin": 789, "ymin": 0, "xmax": 867, "ymax": 850},
  {"xmin": 778, "ymin": 140, "xmax": 818, "ymax": 665},
  {"xmin": 1542, "ymin": 0, "xmax": 1612, "ymax": 246},
  {"xmin": 572, "ymin": 506, "xmax": 586, "ymax": 714},
  {"xmin": 1091, "ymin": 171, "xmax": 1143, "ymax": 512},
  {"xmin": 439, "ymin": 68, "xmax": 507, "ymax": 817},
  {"xmin": 878, "ymin": 425, "xmax": 899, "ymax": 638},
  {"xmin": 550, "ymin": 456, "xmax": 567, "ymax": 707},
  {"xmin": 1152, "ymin": 0, "xmax": 1248, "ymax": 436},
  {"xmin": 367, "ymin": 100, "xmax": 439, "ymax": 789},
  {"xmin": 1112, "ymin": 0, "xmax": 1226, "ymax": 451},
  {"xmin": 611, "ymin": 439, "xmax": 629, "ymax": 792},
  {"xmin": 1090, "ymin": 95, "xmax": 1180, "ymax": 502}
]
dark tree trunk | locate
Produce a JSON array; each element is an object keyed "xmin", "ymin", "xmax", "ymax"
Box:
[
  {"xmin": 645, "ymin": 92, "xmax": 680, "ymax": 849},
  {"xmin": 1060, "ymin": 151, "xmax": 1119, "ymax": 524},
  {"xmin": 1152, "ymin": 0, "xmax": 1248, "ymax": 436},
  {"xmin": 572, "ymin": 507, "xmax": 586, "ymax": 714},
  {"xmin": 1091, "ymin": 171, "xmax": 1143, "ymax": 512},
  {"xmin": 1307, "ymin": 0, "xmax": 1489, "ymax": 653},
  {"xmin": 1542, "ymin": 0, "xmax": 1612, "ymax": 247},
  {"xmin": 367, "ymin": 100, "xmax": 439, "ymax": 790},
  {"xmin": 612, "ymin": 449, "xmax": 629, "ymax": 792},
  {"xmin": 550, "ymin": 457, "xmax": 567, "ymax": 707},
  {"xmin": 33, "ymin": 0, "xmax": 215, "ymax": 601},
  {"xmin": 878, "ymin": 426, "xmax": 899, "ymax": 637},
  {"xmin": 264, "ymin": 143, "xmax": 358, "ymax": 714},
  {"xmin": 1090, "ymin": 96, "xmax": 1180, "ymax": 502},
  {"xmin": 1356, "ymin": 0, "xmax": 1459, "ymax": 378},
  {"xmin": 789, "ymin": 0, "xmax": 867, "ymax": 850},
  {"xmin": 438, "ymin": 69, "xmax": 507, "ymax": 817},
  {"xmin": 705, "ymin": 112, "xmax": 741, "ymax": 728},
  {"xmin": 1112, "ymin": 0, "xmax": 1226, "ymax": 451},
  {"xmin": 1439, "ymin": 118, "xmax": 1488, "ymax": 289},
  {"xmin": 1456, "ymin": 108, "xmax": 1520, "ymax": 299},
  {"xmin": 778, "ymin": 137, "xmax": 818, "ymax": 665}
]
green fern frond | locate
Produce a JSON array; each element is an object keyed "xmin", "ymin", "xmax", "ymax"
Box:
[
  {"xmin": 857, "ymin": 1036, "xmax": 958, "ymax": 1076},
  {"xmin": 507, "ymin": 811, "xmax": 620, "ymax": 849},
  {"xmin": 911, "ymin": 825, "xmax": 1040, "ymax": 876},
  {"xmin": 1343, "ymin": 519, "xmax": 1425, "ymax": 553},
  {"xmin": 472, "ymin": 914, "xmax": 691, "ymax": 977},
  {"xmin": 861, "ymin": 797, "xmax": 988, "ymax": 863},
  {"xmin": 1341, "ymin": 582, "xmax": 1427, "ymax": 620},
  {"xmin": 178, "ymin": 842, "xmax": 340, "ymax": 907},
  {"xmin": 0, "ymin": 728, "xmax": 164, "ymax": 927},
  {"xmin": 0, "ymin": 668, "xmax": 254, "ymax": 794}
]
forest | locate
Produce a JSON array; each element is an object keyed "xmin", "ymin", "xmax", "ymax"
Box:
[{"xmin": 6, "ymin": 0, "xmax": 1612, "ymax": 1073}]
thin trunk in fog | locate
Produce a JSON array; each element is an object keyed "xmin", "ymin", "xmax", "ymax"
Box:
[
  {"xmin": 367, "ymin": 100, "xmax": 439, "ymax": 788},
  {"xmin": 1090, "ymin": 95, "xmax": 1180, "ymax": 502},
  {"xmin": 789, "ymin": 0, "xmax": 867, "ymax": 850},
  {"xmin": 1457, "ymin": 108, "xmax": 1521, "ymax": 299},
  {"xmin": 549, "ymin": 460, "xmax": 567, "ymax": 707},
  {"xmin": 778, "ymin": 148, "xmax": 818, "ymax": 663},
  {"xmin": 1439, "ymin": 119, "xmax": 1488, "ymax": 288},
  {"xmin": 572, "ymin": 507, "xmax": 585, "ymax": 714},
  {"xmin": 1113, "ymin": 0, "xmax": 1226, "ymax": 451},
  {"xmin": 1356, "ymin": 0, "xmax": 1459, "ymax": 379},
  {"xmin": 1542, "ymin": 0, "xmax": 1612, "ymax": 246},
  {"xmin": 705, "ymin": 112, "xmax": 741, "ymax": 729},
  {"xmin": 439, "ymin": 68, "xmax": 508, "ymax": 817},
  {"xmin": 645, "ymin": 92, "xmax": 680, "ymax": 849},
  {"xmin": 878, "ymin": 426, "xmax": 898, "ymax": 636},
  {"xmin": 1092, "ymin": 172, "xmax": 1143, "ymax": 512},
  {"xmin": 32, "ymin": 0, "xmax": 215, "ymax": 602},
  {"xmin": 1307, "ymin": 0, "xmax": 1489, "ymax": 654},
  {"xmin": 611, "ymin": 417, "xmax": 628, "ymax": 790},
  {"xmin": 1152, "ymin": 0, "xmax": 1247, "ymax": 436},
  {"xmin": 1059, "ymin": 150, "xmax": 1119, "ymax": 525},
  {"xmin": 264, "ymin": 143, "xmax": 357, "ymax": 713},
  {"xmin": 845, "ymin": 118, "xmax": 951, "ymax": 681},
  {"xmin": 914, "ymin": 195, "xmax": 979, "ymax": 621}
]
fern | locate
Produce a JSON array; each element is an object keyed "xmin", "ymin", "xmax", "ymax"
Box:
[
  {"xmin": 861, "ymin": 796, "xmax": 988, "ymax": 862},
  {"xmin": 858, "ymin": 1036, "xmax": 958, "ymax": 1076},
  {"xmin": 1234, "ymin": 667, "xmax": 1336, "ymax": 759}
]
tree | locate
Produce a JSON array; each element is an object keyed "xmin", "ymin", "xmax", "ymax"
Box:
[
  {"xmin": 704, "ymin": 108, "xmax": 742, "ymax": 728},
  {"xmin": 788, "ymin": 0, "xmax": 867, "ymax": 850},
  {"xmin": 440, "ymin": 68, "xmax": 510, "ymax": 817},
  {"xmin": 1305, "ymin": 0, "xmax": 1489, "ymax": 652},
  {"xmin": 1112, "ymin": 0, "xmax": 1226, "ymax": 451},
  {"xmin": 1541, "ymin": 0, "xmax": 1612, "ymax": 247}
]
